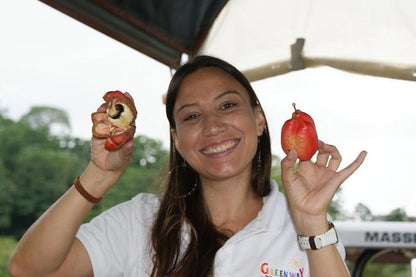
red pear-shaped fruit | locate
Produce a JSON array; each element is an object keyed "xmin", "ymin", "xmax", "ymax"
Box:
[{"xmin": 281, "ymin": 103, "xmax": 318, "ymax": 160}]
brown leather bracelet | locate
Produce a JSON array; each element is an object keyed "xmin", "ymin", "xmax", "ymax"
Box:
[{"xmin": 73, "ymin": 176, "xmax": 103, "ymax": 204}]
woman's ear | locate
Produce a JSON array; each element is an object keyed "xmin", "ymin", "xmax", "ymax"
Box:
[{"xmin": 255, "ymin": 105, "xmax": 266, "ymax": 136}]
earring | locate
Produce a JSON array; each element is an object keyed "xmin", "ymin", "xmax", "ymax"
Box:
[
  {"xmin": 256, "ymin": 138, "xmax": 262, "ymax": 173},
  {"xmin": 168, "ymin": 160, "xmax": 198, "ymax": 199}
]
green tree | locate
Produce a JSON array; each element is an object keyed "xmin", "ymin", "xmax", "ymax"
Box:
[
  {"xmin": 380, "ymin": 208, "xmax": 413, "ymax": 222},
  {"xmin": 0, "ymin": 161, "xmax": 14, "ymax": 230},
  {"xmin": 19, "ymin": 106, "xmax": 71, "ymax": 137},
  {"xmin": 0, "ymin": 236, "xmax": 17, "ymax": 277},
  {"xmin": 352, "ymin": 204, "xmax": 416, "ymax": 222},
  {"xmin": 0, "ymin": 109, "xmax": 63, "ymax": 172},
  {"xmin": 10, "ymin": 146, "xmax": 86, "ymax": 237},
  {"xmin": 0, "ymin": 107, "xmax": 90, "ymax": 237},
  {"xmin": 88, "ymin": 135, "xmax": 168, "ymax": 219},
  {"xmin": 0, "ymin": 106, "xmax": 169, "ymax": 232},
  {"xmin": 354, "ymin": 202, "xmax": 374, "ymax": 221}
]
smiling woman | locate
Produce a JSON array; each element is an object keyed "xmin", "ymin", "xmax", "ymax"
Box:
[
  {"xmin": 155, "ymin": 56, "xmax": 272, "ymax": 276},
  {"xmin": 171, "ymin": 67, "xmax": 265, "ymax": 181},
  {"xmin": 8, "ymin": 55, "xmax": 366, "ymax": 277}
]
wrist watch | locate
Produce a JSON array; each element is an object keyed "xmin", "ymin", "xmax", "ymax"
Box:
[{"xmin": 297, "ymin": 222, "xmax": 338, "ymax": 250}]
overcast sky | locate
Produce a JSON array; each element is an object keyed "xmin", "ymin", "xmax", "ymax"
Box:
[{"xmin": 2, "ymin": 1, "xmax": 416, "ymax": 217}]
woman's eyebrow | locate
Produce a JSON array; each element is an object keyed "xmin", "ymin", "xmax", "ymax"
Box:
[
  {"xmin": 214, "ymin": 90, "xmax": 242, "ymax": 101},
  {"xmin": 175, "ymin": 90, "xmax": 242, "ymax": 115},
  {"xmin": 175, "ymin": 102, "xmax": 197, "ymax": 115}
]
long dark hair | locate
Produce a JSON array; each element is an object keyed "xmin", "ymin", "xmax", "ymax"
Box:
[{"xmin": 150, "ymin": 55, "xmax": 272, "ymax": 276}]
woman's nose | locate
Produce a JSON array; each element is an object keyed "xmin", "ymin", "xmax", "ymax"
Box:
[{"xmin": 202, "ymin": 112, "xmax": 224, "ymax": 136}]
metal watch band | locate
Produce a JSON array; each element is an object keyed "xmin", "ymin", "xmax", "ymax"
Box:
[{"xmin": 297, "ymin": 222, "xmax": 339, "ymax": 250}]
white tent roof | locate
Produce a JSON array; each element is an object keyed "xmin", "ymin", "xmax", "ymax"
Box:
[{"xmin": 198, "ymin": 0, "xmax": 416, "ymax": 82}]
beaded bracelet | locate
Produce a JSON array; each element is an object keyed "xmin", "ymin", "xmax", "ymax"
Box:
[{"xmin": 73, "ymin": 177, "xmax": 103, "ymax": 204}]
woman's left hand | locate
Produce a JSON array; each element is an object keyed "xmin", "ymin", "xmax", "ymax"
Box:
[{"xmin": 281, "ymin": 141, "xmax": 367, "ymax": 235}]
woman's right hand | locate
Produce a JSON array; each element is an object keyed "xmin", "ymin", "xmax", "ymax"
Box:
[
  {"xmin": 90, "ymin": 130, "xmax": 134, "ymax": 173},
  {"xmin": 80, "ymin": 96, "xmax": 136, "ymax": 195},
  {"xmin": 77, "ymin": 137, "xmax": 133, "ymax": 199},
  {"xmin": 90, "ymin": 94, "xmax": 135, "ymax": 173}
]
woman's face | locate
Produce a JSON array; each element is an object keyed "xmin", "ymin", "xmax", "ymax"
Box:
[{"xmin": 171, "ymin": 67, "xmax": 265, "ymax": 183}]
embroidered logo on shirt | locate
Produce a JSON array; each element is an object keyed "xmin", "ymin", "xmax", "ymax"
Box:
[
  {"xmin": 288, "ymin": 257, "xmax": 303, "ymax": 269},
  {"xmin": 259, "ymin": 261, "xmax": 304, "ymax": 277}
]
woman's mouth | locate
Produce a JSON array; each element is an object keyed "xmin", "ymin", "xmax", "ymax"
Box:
[{"xmin": 201, "ymin": 139, "xmax": 240, "ymax": 155}]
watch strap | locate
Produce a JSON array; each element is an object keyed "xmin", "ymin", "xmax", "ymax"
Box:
[{"xmin": 297, "ymin": 222, "xmax": 338, "ymax": 250}]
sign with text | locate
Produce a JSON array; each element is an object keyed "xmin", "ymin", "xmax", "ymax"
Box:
[{"xmin": 335, "ymin": 221, "xmax": 416, "ymax": 249}]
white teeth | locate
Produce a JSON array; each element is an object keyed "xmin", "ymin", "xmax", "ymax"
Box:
[{"xmin": 203, "ymin": 140, "xmax": 237, "ymax": 155}]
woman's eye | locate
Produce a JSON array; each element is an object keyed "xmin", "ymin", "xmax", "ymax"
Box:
[
  {"xmin": 220, "ymin": 102, "xmax": 236, "ymax": 110},
  {"xmin": 184, "ymin": 113, "xmax": 199, "ymax": 121}
]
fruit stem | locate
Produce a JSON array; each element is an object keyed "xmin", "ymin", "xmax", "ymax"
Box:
[{"xmin": 292, "ymin": 102, "xmax": 297, "ymax": 111}]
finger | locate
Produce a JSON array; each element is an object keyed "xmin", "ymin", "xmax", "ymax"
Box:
[
  {"xmin": 97, "ymin": 103, "xmax": 107, "ymax": 113},
  {"xmin": 90, "ymin": 137, "xmax": 106, "ymax": 158},
  {"xmin": 121, "ymin": 139, "xmax": 134, "ymax": 156},
  {"xmin": 325, "ymin": 144, "xmax": 342, "ymax": 171},
  {"xmin": 91, "ymin": 135, "xmax": 106, "ymax": 146},
  {"xmin": 316, "ymin": 141, "xmax": 330, "ymax": 167},
  {"xmin": 281, "ymin": 149, "xmax": 298, "ymax": 186},
  {"xmin": 337, "ymin": 150, "xmax": 367, "ymax": 183},
  {"xmin": 113, "ymin": 140, "xmax": 134, "ymax": 168}
]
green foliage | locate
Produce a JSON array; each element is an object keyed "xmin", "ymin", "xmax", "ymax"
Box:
[
  {"xmin": 0, "ymin": 161, "xmax": 14, "ymax": 230},
  {"xmin": 11, "ymin": 146, "xmax": 86, "ymax": 236},
  {"xmin": 354, "ymin": 202, "xmax": 374, "ymax": 221},
  {"xmin": 346, "ymin": 260, "xmax": 410, "ymax": 277},
  {"xmin": 353, "ymin": 203, "xmax": 416, "ymax": 222},
  {"xmin": 0, "ymin": 236, "xmax": 17, "ymax": 277},
  {"xmin": 362, "ymin": 262, "xmax": 410, "ymax": 277},
  {"xmin": 0, "ymin": 104, "xmax": 89, "ymax": 238},
  {"xmin": 19, "ymin": 106, "xmax": 71, "ymax": 136},
  {"xmin": 87, "ymin": 136, "xmax": 168, "ymax": 220},
  {"xmin": 381, "ymin": 208, "xmax": 413, "ymax": 222}
]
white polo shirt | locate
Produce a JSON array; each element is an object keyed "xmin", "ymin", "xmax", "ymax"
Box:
[{"xmin": 77, "ymin": 181, "xmax": 345, "ymax": 276}]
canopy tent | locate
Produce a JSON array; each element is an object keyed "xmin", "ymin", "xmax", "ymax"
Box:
[
  {"xmin": 40, "ymin": 0, "xmax": 416, "ymax": 82},
  {"xmin": 39, "ymin": 0, "xmax": 228, "ymax": 70}
]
